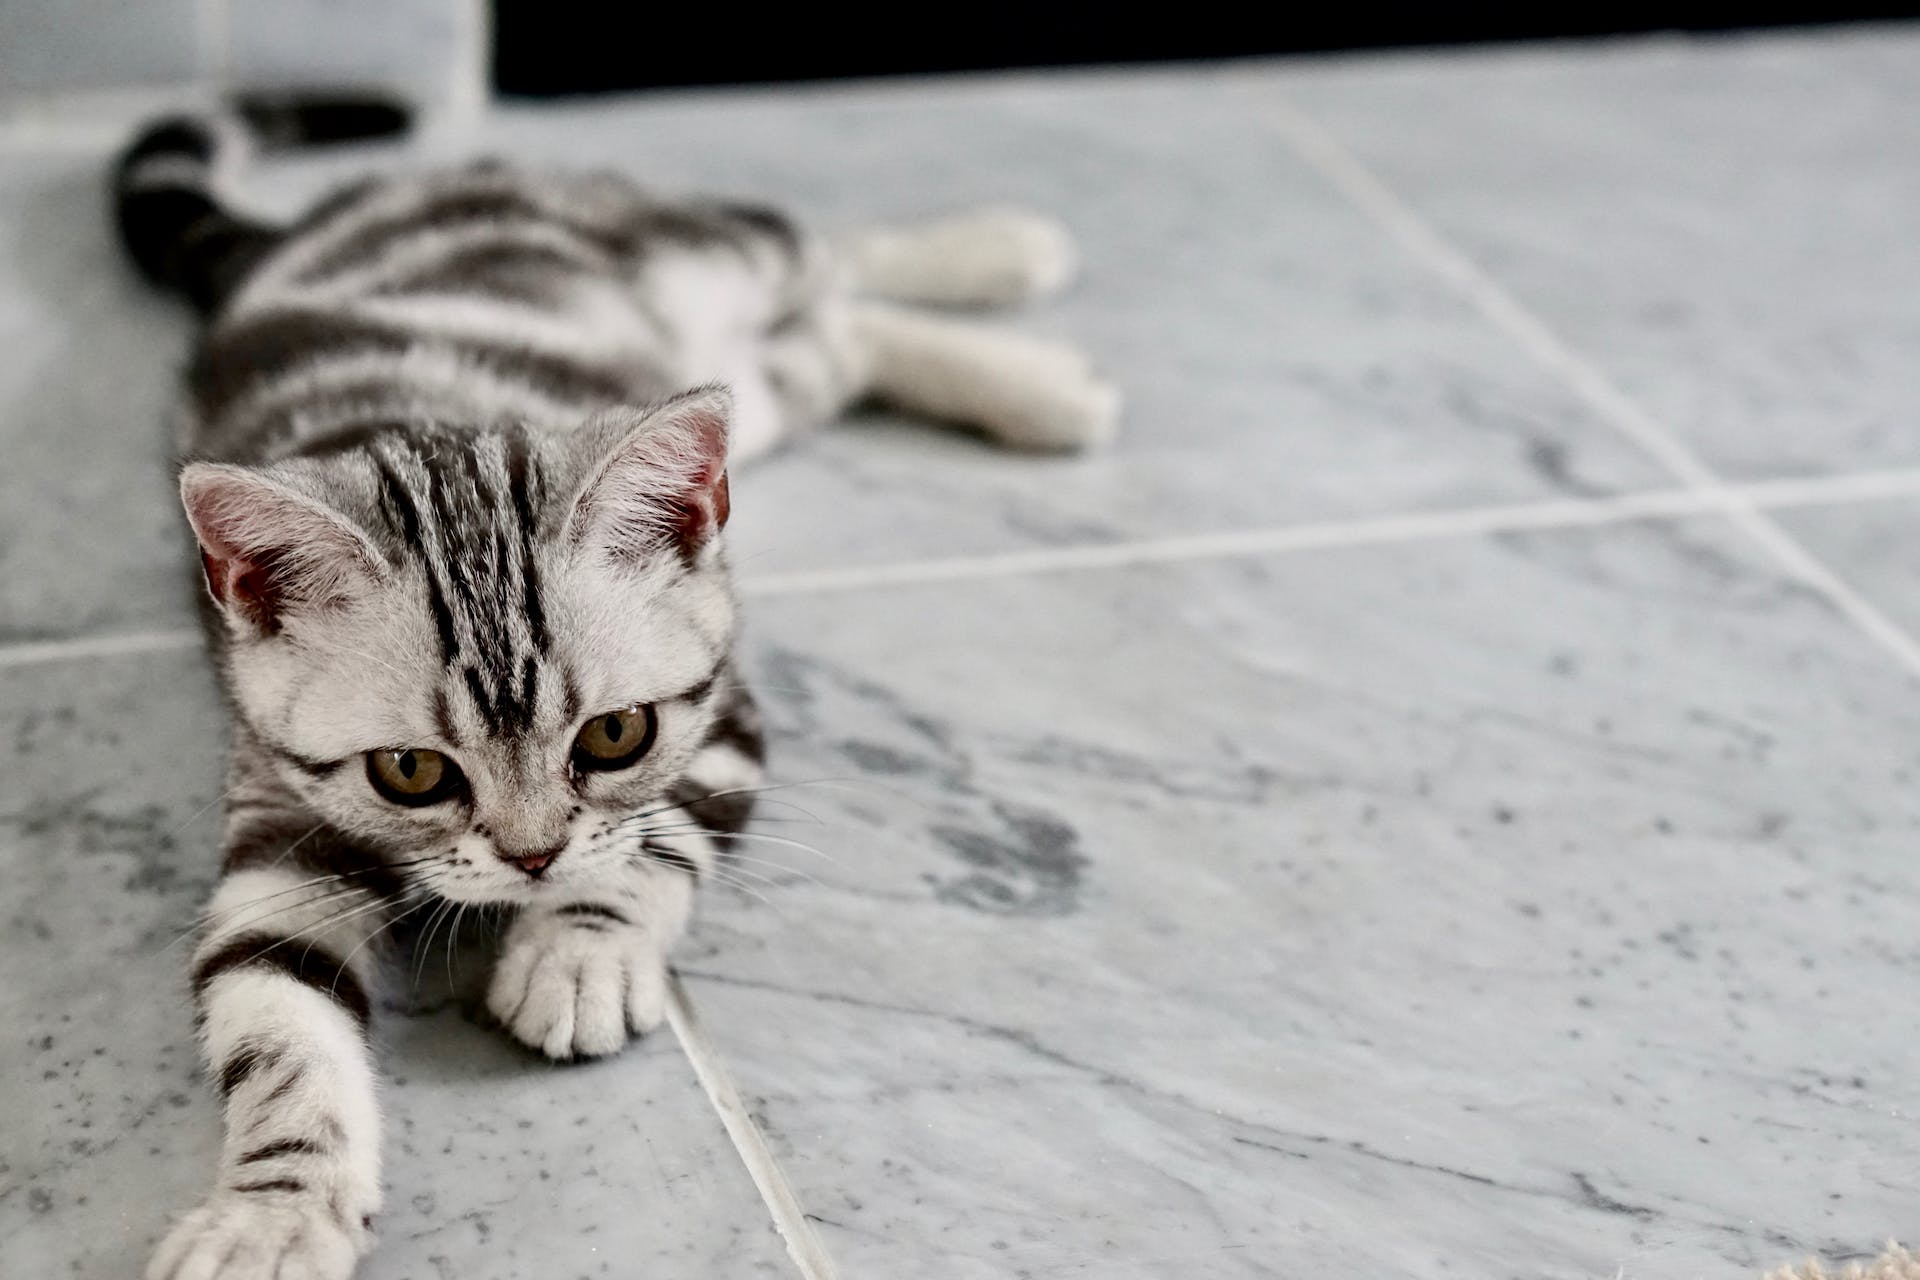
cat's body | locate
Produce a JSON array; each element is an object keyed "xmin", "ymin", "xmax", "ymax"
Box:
[{"xmin": 120, "ymin": 103, "xmax": 1115, "ymax": 1280}]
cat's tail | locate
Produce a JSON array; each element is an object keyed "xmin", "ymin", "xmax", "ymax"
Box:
[{"xmin": 113, "ymin": 93, "xmax": 410, "ymax": 315}]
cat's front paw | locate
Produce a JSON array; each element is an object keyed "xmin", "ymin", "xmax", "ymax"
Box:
[
  {"xmin": 148, "ymin": 1192, "xmax": 367, "ymax": 1280},
  {"xmin": 487, "ymin": 908, "xmax": 669, "ymax": 1059}
]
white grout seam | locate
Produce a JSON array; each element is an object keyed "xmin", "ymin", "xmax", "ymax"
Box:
[
  {"xmin": 1255, "ymin": 92, "xmax": 1920, "ymax": 682},
  {"xmin": 663, "ymin": 974, "xmax": 841, "ymax": 1280},
  {"xmin": 9, "ymin": 468, "xmax": 1920, "ymax": 673},
  {"xmin": 739, "ymin": 472, "xmax": 1920, "ymax": 598},
  {"xmin": 0, "ymin": 627, "xmax": 204, "ymax": 671}
]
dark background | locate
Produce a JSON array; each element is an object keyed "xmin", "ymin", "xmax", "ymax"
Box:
[{"xmin": 494, "ymin": 5, "xmax": 1920, "ymax": 95}]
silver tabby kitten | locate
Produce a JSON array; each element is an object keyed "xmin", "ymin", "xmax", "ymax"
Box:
[{"xmin": 117, "ymin": 102, "xmax": 1115, "ymax": 1280}]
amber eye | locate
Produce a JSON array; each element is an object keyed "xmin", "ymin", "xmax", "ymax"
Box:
[
  {"xmin": 366, "ymin": 748, "xmax": 465, "ymax": 806},
  {"xmin": 572, "ymin": 704, "xmax": 656, "ymax": 773}
]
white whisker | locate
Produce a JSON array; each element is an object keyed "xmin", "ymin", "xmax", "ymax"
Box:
[{"xmin": 643, "ymin": 825, "xmax": 842, "ymax": 865}]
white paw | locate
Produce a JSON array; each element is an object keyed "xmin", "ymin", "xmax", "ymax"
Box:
[
  {"xmin": 933, "ymin": 208, "xmax": 1079, "ymax": 304},
  {"xmin": 148, "ymin": 1194, "xmax": 365, "ymax": 1280},
  {"xmin": 971, "ymin": 332, "xmax": 1122, "ymax": 451},
  {"xmin": 486, "ymin": 910, "xmax": 669, "ymax": 1059},
  {"xmin": 849, "ymin": 208, "xmax": 1080, "ymax": 307},
  {"xmin": 1005, "ymin": 366, "xmax": 1122, "ymax": 451}
]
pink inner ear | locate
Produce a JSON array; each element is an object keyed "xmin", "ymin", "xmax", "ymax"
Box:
[
  {"xmin": 573, "ymin": 390, "xmax": 735, "ymax": 561},
  {"xmin": 675, "ymin": 466, "xmax": 730, "ymax": 547},
  {"xmin": 181, "ymin": 464, "xmax": 376, "ymax": 630},
  {"xmin": 199, "ymin": 547, "xmax": 285, "ymax": 625},
  {"xmin": 665, "ymin": 402, "xmax": 731, "ymax": 547}
]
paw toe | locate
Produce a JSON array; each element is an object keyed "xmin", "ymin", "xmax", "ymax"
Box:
[
  {"xmin": 568, "ymin": 960, "xmax": 629, "ymax": 1058},
  {"xmin": 970, "ymin": 209, "xmax": 1079, "ymax": 301},
  {"xmin": 626, "ymin": 960, "xmax": 668, "ymax": 1034},
  {"xmin": 490, "ymin": 924, "xmax": 672, "ymax": 1059},
  {"xmin": 148, "ymin": 1198, "xmax": 358, "ymax": 1280}
]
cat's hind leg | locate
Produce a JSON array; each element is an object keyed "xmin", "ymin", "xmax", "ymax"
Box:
[
  {"xmin": 849, "ymin": 301, "xmax": 1120, "ymax": 451},
  {"xmin": 628, "ymin": 201, "xmax": 1116, "ymax": 457},
  {"xmin": 837, "ymin": 209, "xmax": 1078, "ymax": 308}
]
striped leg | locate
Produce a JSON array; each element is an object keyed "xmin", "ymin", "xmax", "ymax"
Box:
[{"xmin": 149, "ymin": 866, "xmax": 402, "ymax": 1280}]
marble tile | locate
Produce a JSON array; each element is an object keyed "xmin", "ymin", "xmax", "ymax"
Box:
[
  {"xmin": 673, "ymin": 518, "xmax": 1920, "ymax": 1277},
  {"xmin": 0, "ymin": 652, "xmax": 792, "ymax": 1278},
  {"xmin": 1267, "ymin": 26, "xmax": 1920, "ymax": 481}
]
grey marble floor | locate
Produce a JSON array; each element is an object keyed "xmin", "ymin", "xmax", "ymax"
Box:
[{"xmin": 5, "ymin": 23, "xmax": 1920, "ymax": 1280}]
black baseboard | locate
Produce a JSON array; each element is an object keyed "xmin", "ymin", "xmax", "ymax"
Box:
[{"xmin": 493, "ymin": 6, "xmax": 1918, "ymax": 96}]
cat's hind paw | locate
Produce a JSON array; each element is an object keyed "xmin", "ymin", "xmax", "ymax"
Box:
[
  {"xmin": 844, "ymin": 208, "xmax": 1079, "ymax": 308},
  {"xmin": 487, "ymin": 908, "xmax": 669, "ymax": 1060},
  {"xmin": 148, "ymin": 1193, "xmax": 366, "ymax": 1280}
]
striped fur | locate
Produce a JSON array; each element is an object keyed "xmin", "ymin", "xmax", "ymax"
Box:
[{"xmin": 123, "ymin": 103, "xmax": 1116, "ymax": 1280}]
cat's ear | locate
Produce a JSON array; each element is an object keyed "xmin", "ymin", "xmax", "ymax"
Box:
[
  {"xmin": 179, "ymin": 463, "xmax": 384, "ymax": 632},
  {"xmin": 566, "ymin": 387, "xmax": 732, "ymax": 564}
]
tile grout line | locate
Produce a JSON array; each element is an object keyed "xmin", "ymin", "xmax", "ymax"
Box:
[
  {"xmin": 739, "ymin": 470, "xmax": 1920, "ymax": 597},
  {"xmin": 1253, "ymin": 90, "xmax": 1920, "ymax": 682},
  {"xmin": 11, "ymin": 467, "xmax": 1920, "ymax": 672},
  {"xmin": 0, "ymin": 627, "xmax": 204, "ymax": 670},
  {"xmin": 663, "ymin": 974, "xmax": 841, "ymax": 1280}
]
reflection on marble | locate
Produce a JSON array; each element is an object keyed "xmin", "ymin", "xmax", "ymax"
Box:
[
  {"xmin": 678, "ymin": 519, "xmax": 1920, "ymax": 1278},
  {"xmin": 0, "ymin": 655, "xmax": 790, "ymax": 1278},
  {"xmin": 1268, "ymin": 25, "xmax": 1920, "ymax": 480}
]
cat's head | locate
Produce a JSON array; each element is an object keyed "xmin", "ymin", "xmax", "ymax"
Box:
[{"xmin": 180, "ymin": 387, "xmax": 738, "ymax": 905}]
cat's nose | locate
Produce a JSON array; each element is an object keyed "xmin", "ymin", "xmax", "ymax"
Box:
[{"xmin": 501, "ymin": 846, "xmax": 563, "ymax": 878}]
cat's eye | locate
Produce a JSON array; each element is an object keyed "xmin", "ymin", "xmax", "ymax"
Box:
[
  {"xmin": 572, "ymin": 704, "xmax": 657, "ymax": 773},
  {"xmin": 366, "ymin": 748, "xmax": 465, "ymax": 806}
]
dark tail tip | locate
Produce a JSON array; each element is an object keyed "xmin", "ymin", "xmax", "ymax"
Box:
[
  {"xmin": 113, "ymin": 93, "xmax": 413, "ymax": 314},
  {"xmin": 113, "ymin": 115, "xmax": 247, "ymax": 310}
]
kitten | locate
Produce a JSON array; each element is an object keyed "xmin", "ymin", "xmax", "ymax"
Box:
[{"xmin": 118, "ymin": 100, "xmax": 1116, "ymax": 1280}]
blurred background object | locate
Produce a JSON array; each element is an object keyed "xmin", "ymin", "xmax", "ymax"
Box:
[
  {"xmin": 0, "ymin": 0, "xmax": 484, "ymax": 112},
  {"xmin": 5, "ymin": 1, "xmax": 1920, "ymax": 108},
  {"xmin": 493, "ymin": 3, "xmax": 1920, "ymax": 93}
]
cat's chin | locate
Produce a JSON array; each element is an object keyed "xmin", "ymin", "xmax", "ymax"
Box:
[
  {"xmin": 428, "ymin": 866, "xmax": 615, "ymax": 908},
  {"xmin": 432, "ymin": 880, "xmax": 555, "ymax": 908}
]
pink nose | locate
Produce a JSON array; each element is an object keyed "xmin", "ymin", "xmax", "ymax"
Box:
[{"xmin": 507, "ymin": 852, "xmax": 557, "ymax": 878}]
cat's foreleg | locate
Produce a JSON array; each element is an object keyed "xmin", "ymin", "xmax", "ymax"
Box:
[
  {"xmin": 148, "ymin": 863, "xmax": 407, "ymax": 1280},
  {"xmin": 484, "ymin": 726, "xmax": 759, "ymax": 1060},
  {"xmin": 485, "ymin": 853, "xmax": 698, "ymax": 1059}
]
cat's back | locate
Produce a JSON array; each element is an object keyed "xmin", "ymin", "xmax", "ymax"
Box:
[{"xmin": 187, "ymin": 162, "xmax": 684, "ymax": 463}]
